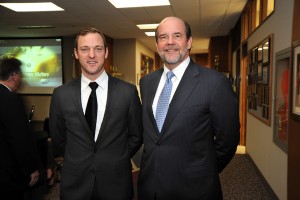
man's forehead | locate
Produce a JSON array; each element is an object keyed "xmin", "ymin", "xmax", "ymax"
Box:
[{"xmin": 158, "ymin": 19, "xmax": 185, "ymax": 33}]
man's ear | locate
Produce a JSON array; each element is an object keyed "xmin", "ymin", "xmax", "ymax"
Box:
[
  {"xmin": 74, "ymin": 48, "xmax": 79, "ymax": 59},
  {"xmin": 187, "ymin": 37, "xmax": 193, "ymax": 50},
  {"xmin": 105, "ymin": 47, "xmax": 108, "ymax": 59}
]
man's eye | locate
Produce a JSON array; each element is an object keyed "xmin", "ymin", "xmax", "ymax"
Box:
[
  {"xmin": 81, "ymin": 48, "xmax": 89, "ymax": 53},
  {"xmin": 174, "ymin": 34, "xmax": 182, "ymax": 40},
  {"xmin": 159, "ymin": 35, "xmax": 168, "ymax": 41},
  {"xmin": 95, "ymin": 47, "xmax": 103, "ymax": 52}
]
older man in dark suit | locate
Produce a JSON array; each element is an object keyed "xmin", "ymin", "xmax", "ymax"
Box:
[
  {"xmin": 0, "ymin": 57, "xmax": 40, "ymax": 200},
  {"xmin": 49, "ymin": 27, "xmax": 143, "ymax": 200},
  {"xmin": 138, "ymin": 17, "xmax": 240, "ymax": 200}
]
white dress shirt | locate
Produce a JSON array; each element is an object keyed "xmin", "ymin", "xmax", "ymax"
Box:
[
  {"xmin": 152, "ymin": 57, "xmax": 190, "ymax": 118},
  {"xmin": 81, "ymin": 72, "xmax": 108, "ymax": 141}
]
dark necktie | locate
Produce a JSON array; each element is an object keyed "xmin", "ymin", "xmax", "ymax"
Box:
[
  {"xmin": 85, "ymin": 82, "xmax": 98, "ymax": 135},
  {"xmin": 155, "ymin": 71, "xmax": 175, "ymax": 133}
]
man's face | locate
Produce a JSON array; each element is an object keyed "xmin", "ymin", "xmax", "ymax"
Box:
[
  {"xmin": 74, "ymin": 32, "xmax": 108, "ymax": 80},
  {"xmin": 156, "ymin": 17, "xmax": 192, "ymax": 70},
  {"xmin": 11, "ymin": 72, "xmax": 22, "ymax": 92}
]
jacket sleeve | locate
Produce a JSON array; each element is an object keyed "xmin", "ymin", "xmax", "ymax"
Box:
[
  {"xmin": 127, "ymin": 86, "xmax": 143, "ymax": 158},
  {"xmin": 210, "ymin": 75, "xmax": 240, "ymax": 172},
  {"xmin": 49, "ymin": 89, "xmax": 66, "ymax": 157}
]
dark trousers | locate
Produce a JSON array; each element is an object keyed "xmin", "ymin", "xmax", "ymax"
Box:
[
  {"xmin": 92, "ymin": 178, "xmax": 100, "ymax": 200},
  {"xmin": 1, "ymin": 191, "xmax": 24, "ymax": 200}
]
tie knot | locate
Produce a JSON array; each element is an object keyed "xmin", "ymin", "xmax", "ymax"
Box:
[
  {"xmin": 89, "ymin": 82, "xmax": 98, "ymax": 91},
  {"xmin": 166, "ymin": 71, "xmax": 174, "ymax": 81}
]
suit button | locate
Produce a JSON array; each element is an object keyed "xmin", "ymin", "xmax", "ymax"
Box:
[
  {"xmin": 156, "ymin": 142, "xmax": 160, "ymax": 146},
  {"xmin": 91, "ymin": 169, "xmax": 95, "ymax": 174},
  {"xmin": 94, "ymin": 147, "xmax": 97, "ymax": 153}
]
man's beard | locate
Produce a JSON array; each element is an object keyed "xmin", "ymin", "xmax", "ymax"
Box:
[{"xmin": 160, "ymin": 49, "xmax": 187, "ymax": 65}]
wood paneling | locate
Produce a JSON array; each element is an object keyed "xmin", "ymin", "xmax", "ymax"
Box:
[
  {"xmin": 208, "ymin": 36, "xmax": 229, "ymax": 72},
  {"xmin": 288, "ymin": 0, "xmax": 300, "ymax": 199},
  {"xmin": 104, "ymin": 35, "xmax": 113, "ymax": 73},
  {"xmin": 195, "ymin": 53, "xmax": 209, "ymax": 67}
]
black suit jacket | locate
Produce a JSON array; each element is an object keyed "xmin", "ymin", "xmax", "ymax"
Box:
[
  {"xmin": 49, "ymin": 75, "xmax": 143, "ymax": 200},
  {"xmin": 138, "ymin": 60, "xmax": 240, "ymax": 200},
  {"xmin": 0, "ymin": 84, "xmax": 40, "ymax": 194}
]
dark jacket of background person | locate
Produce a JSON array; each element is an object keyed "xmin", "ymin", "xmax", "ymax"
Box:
[{"xmin": 0, "ymin": 84, "xmax": 40, "ymax": 198}]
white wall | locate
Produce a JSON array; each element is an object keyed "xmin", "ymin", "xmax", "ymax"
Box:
[
  {"xmin": 113, "ymin": 39, "xmax": 136, "ymax": 84},
  {"xmin": 246, "ymin": 0, "xmax": 294, "ymax": 199},
  {"xmin": 113, "ymin": 38, "xmax": 156, "ymax": 86}
]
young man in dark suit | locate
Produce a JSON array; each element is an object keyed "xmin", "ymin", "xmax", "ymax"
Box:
[
  {"xmin": 49, "ymin": 27, "xmax": 143, "ymax": 200},
  {"xmin": 138, "ymin": 16, "xmax": 240, "ymax": 200},
  {"xmin": 0, "ymin": 57, "xmax": 40, "ymax": 200}
]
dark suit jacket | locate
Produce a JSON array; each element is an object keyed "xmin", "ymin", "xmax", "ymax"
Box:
[
  {"xmin": 49, "ymin": 75, "xmax": 143, "ymax": 200},
  {"xmin": 138, "ymin": 60, "xmax": 240, "ymax": 200},
  {"xmin": 0, "ymin": 84, "xmax": 40, "ymax": 194}
]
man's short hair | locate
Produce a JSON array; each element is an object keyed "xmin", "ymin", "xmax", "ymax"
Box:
[
  {"xmin": 74, "ymin": 27, "xmax": 107, "ymax": 50},
  {"xmin": 0, "ymin": 57, "xmax": 22, "ymax": 81}
]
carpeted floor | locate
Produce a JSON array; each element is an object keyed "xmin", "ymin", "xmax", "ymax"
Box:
[
  {"xmin": 220, "ymin": 154, "xmax": 279, "ymax": 200},
  {"xmin": 43, "ymin": 152, "xmax": 279, "ymax": 200}
]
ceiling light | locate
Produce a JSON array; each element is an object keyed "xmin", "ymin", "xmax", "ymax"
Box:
[
  {"xmin": 0, "ymin": 2, "xmax": 64, "ymax": 12},
  {"xmin": 145, "ymin": 32, "xmax": 155, "ymax": 36},
  {"xmin": 108, "ymin": 0, "xmax": 170, "ymax": 8},
  {"xmin": 18, "ymin": 26, "xmax": 54, "ymax": 29},
  {"xmin": 137, "ymin": 24, "xmax": 159, "ymax": 30}
]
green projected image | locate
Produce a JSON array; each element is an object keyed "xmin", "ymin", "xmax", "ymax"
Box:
[{"xmin": 0, "ymin": 38, "xmax": 63, "ymax": 94}]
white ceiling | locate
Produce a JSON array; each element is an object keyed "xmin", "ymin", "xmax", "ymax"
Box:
[{"xmin": 0, "ymin": 0, "xmax": 247, "ymax": 54}]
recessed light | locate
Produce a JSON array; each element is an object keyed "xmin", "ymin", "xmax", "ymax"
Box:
[
  {"xmin": 0, "ymin": 2, "xmax": 64, "ymax": 12},
  {"xmin": 145, "ymin": 32, "xmax": 155, "ymax": 36},
  {"xmin": 137, "ymin": 24, "xmax": 159, "ymax": 30},
  {"xmin": 18, "ymin": 26, "xmax": 54, "ymax": 29},
  {"xmin": 108, "ymin": 0, "xmax": 170, "ymax": 8}
]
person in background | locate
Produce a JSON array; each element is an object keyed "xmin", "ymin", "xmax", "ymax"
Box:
[
  {"xmin": 0, "ymin": 57, "xmax": 40, "ymax": 200},
  {"xmin": 49, "ymin": 27, "xmax": 143, "ymax": 200},
  {"xmin": 138, "ymin": 16, "xmax": 240, "ymax": 200}
]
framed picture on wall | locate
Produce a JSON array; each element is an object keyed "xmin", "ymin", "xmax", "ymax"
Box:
[
  {"xmin": 257, "ymin": 83, "xmax": 262, "ymax": 106},
  {"xmin": 273, "ymin": 47, "xmax": 290, "ymax": 153},
  {"xmin": 263, "ymin": 39, "xmax": 270, "ymax": 64},
  {"xmin": 264, "ymin": 86, "xmax": 269, "ymax": 105},
  {"xmin": 292, "ymin": 41, "xmax": 300, "ymax": 120},
  {"xmin": 251, "ymin": 49, "xmax": 257, "ymax": 64},
  {"xmin": 140, "ymin": 53, "xmax": 154, "ymax": 78},
  {"xmin": 247, "ymin": 34, "xmax": 273, "ymax": 126},
  {"xmin": 258, "ymin": 44, "xmax": 263, "ymax": 62},
  {"xmin": 258, "ymin": 63, "xmax": 263, "ymax": 80},
  {"xmin": 262, "ymin": 65, "xmax": 269, "ymax": 84}
]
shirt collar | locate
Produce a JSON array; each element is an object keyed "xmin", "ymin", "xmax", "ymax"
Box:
[
  {"xmin": 163, "ymin": 56, "xmax": 190, "ymax": 80},
  {"xmin": 81, "ymin": 71, "xmax": 108, "ymax": 91}
]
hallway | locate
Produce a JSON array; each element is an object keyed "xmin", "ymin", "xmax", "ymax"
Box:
[{"xmin": 43, "ymin": 146, "xmax": 278, "ymax": 200}]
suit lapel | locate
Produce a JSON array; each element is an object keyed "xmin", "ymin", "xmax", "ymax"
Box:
[
  {"xmin": 71, "ymin": 78, "xmax": 94, "ymax": 139},
  {"xmin": 145, "ymin": 69, "xmax": 163, "ymax": 138},
  {"xmin": 96, "ymin": 74, "xmax": 115, "ymax": 142},
  {"xmin": 160, "ymin": 61, "xmax": 200, "ymax": 135}
]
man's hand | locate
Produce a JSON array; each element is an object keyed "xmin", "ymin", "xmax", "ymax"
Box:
[{"xmin": 28, "ymin": 170, "xmax": 39, "ymax": 187}]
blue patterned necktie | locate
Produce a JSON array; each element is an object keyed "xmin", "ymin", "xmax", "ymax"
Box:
[{"xmin": 155, "ymin": 71, "xmax": 175, "ymax": 133}]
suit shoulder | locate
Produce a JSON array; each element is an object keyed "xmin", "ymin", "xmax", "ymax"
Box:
[
  {"xmin": 140, "ymin": 69, "xmax": 161, "ymax": 85},
  {"xmin": 196, "ymin": 64, "xmax": 227, "ymax": 81},
  {"xmin": 109, "ymin": 75, "xmax": 136, "ymax": 90},
  {"xmin": 53, "ymin": 79, "xmax": 78, "ymax": 92}
]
